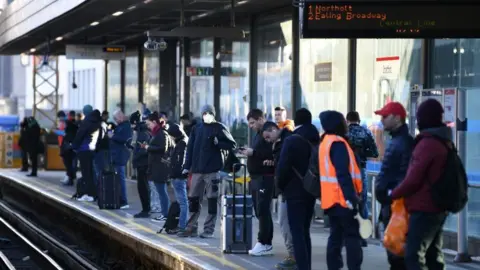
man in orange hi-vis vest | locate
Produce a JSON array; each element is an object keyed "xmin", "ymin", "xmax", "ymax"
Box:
[
  {"xmin": 318, "ymin": 110, "xmax": 363, "ymax": 270},
  {"xmin": 274, "ymin": 106, "xmax": 294, "ymax": 131}
]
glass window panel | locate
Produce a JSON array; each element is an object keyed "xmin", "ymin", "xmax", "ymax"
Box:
[
  {"xmin": 125, "ymin": 54, "xmax": 139, "ymax": 114},
  {"xmin": 107, "ymin": 60, "xmax": 121, "ymax": 116},
  {"xmin": 144, "ymin": 50, "xmax": 160, "ymax": 112},
  {"xmin": 256, "ymin": 20, "xmax": 292, "ymax": 121},
  {"xmin": 432, "ymin": 39, "xmax": 480, "ymax": 235},
  {"xmin": 189, "ymin": 39, "xmax": 214, "ymax": 118},
  {"xmin": 220, "ymin": 40, "xmax": 250, "ymax": 147},
  {"xmin": 299, "ymin": 39, "xmax": 349, "ymax": 131}
]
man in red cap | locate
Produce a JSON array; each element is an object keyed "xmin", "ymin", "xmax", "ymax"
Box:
[{"xmin": 373, "ymin": 102, "xmax": 414, "ymax": 270}]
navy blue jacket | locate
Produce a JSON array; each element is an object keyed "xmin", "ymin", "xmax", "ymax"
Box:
[
  {"xmin": 184, "ymin": 122, "xmax": 236, "ymax": 174},
  {"xmin": 128, "ymin": 122, "xmax": 150, "ymax": 168},
  {"xmin": 275, "ymin": 124, "xmax": 320, "ymax": 199},
  {"xmin": 72, "ymin": 111, "xmax": 102, "ymax": 152},
  {"xmin": 109, "ymin": 121, "xmax": 133, "ymax": 166},
  {"xmin": 375, "ymin": 124, "xmax": 414, "ymax": 205}
]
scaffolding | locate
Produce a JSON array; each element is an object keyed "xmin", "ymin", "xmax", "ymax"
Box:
[{"xmin": 32, "ymin": 55, "xmax": 59, "ymax": 128}]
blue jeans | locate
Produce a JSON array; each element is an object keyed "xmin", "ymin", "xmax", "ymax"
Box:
[
  {"xmin": 154, "ymin": 182, "xmax": 170, "ymax": 217},
  {"xmin": 172, "ymin": 179, "xmax": 189, "ymax": 229},
  {"xmin": 360, "ymin": 168, "xmax": 368, "ymax": 219},
  {"xmin": 115, "ymin": 165, "xmax": 128, "ymax": 205}
]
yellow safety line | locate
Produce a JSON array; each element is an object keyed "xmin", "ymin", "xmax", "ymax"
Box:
[{"xmin": 36, "ymin": 184, "xmax": 246, "ymax": 270}]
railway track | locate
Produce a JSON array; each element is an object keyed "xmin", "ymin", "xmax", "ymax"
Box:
[{"xmin": 0, "ymin": 201, "xmax": 98, "ymax": 270}]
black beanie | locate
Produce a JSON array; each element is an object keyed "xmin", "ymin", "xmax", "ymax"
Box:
[
  {"xmin": 148, "ymin": 111, "xmax": 160, "ymax": 123},
  {"xmin": 294, "ymin": 108, "xmax": 312, "ymax": 126},
  {"xmin": 416, "ymin": 99, "xmax": 444, "ymax": 130},
  {"xmin": 129, "ymin": 111, "xmax": 141, "ymax": 125}
]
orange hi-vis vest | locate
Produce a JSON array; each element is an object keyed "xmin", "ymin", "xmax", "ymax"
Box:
[{"xmin": 319, "ymin": 134, "xmax": 363, "ymax": 210}]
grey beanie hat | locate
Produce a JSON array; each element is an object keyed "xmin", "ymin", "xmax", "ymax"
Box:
[{"xmin": 201, "ymin": 104, "xmax": 216, "ymax": 116}]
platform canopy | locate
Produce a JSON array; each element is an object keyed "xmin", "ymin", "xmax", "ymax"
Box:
[{"xmin": 0, "ymin": 0, "xmax": 289, "ymax": 55}]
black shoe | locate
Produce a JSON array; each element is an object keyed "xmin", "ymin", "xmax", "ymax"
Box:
[
  {"xmin": 361, "ymin": 239, "xmax": 368, "ymax": 247},
  {"xmin": 27, "ymin": 173, "xmax": 37, "ymax": 177},
  {"xmin": 134, "ymin": 212, "xmax": 150, "ymax": 218},
  {"xmin": 20, "ymin": 168, "xmax": 28, "ymax": 172}
]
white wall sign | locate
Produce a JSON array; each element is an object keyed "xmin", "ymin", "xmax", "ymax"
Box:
[
  {"xmin": 375, "ymin": 56, "xmax": 400, "ymax": 80},
  {"xmin": 66, "ymin": 45, "xmax": 126, "ymax": 60}
]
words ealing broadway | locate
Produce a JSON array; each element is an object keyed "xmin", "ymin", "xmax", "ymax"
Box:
[{"xmin": 308, "ymin": 5, "xmax": 387, "ymax": 21}]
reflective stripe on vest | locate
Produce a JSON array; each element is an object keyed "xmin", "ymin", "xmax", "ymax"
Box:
[{"xmin": 319, "ymin": 135, "xmax": 363, "ymax": 210}]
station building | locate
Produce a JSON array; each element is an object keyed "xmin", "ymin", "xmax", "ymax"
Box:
[{"xmin": 0, "ymin": 0, "xmax": 479, "ymax": 252}]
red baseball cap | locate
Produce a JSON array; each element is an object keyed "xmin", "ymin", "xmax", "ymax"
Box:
[{"xmin": 374, "ymin": 102, "xmax": 407, "ymax": 119}]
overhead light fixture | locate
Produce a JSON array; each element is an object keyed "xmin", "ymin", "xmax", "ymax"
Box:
[
  {"xmin": 55, "ymin": 36, "xmax": 63, "ymax": 41},
  {"xmin": 144, "ymin": 0, "xmax": 153, "ymax": 3},
  {"xmin": 30, "ymin": 48, "xmax": 36, "ymax": 53},
  {"xmin": 237, "ymin": 0, "xmax": 248, "ymax": 4},
  {"xmin": 112, "ymin": 11, "xmax": 123, "ymax": 16},
  {"xmin": 90, "ymin": 21, "xmax": 99, "ymax": 26},
  {"xmin": 127, "ymin": 5, "xmax": 136, "ymax": 10}
]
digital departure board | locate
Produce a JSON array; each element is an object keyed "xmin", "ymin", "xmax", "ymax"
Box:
[
  {"xmin": 302, "ymin": 2, "xmax": 480, "ymax": 38},
  {"xmin": 103, "ymin": 46, "xmax": 125, "ymax": 53}
]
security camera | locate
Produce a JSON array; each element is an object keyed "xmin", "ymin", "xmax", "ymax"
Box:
[
  {"xmin": 72, "ymin": 82, "xmax": 78, "ymax": 89},
  {"xmin": 158, "ymin": 39, "xmax": 167, "ymax": 52},
  {"xmin": 144, "ymin": 37, "xmax": 158, "ymax": 51}
]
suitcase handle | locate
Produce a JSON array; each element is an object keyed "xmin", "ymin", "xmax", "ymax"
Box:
[{"xmin": 232, "ymin": 163, "xmax": 247, "ymax": 244}]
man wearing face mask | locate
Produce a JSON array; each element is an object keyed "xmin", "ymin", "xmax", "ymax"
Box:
[
  {"xmin": 374, "ymin": 102, "xmax": 413, "ymax": 270},
  {"xmin": 178, "ymin": 105, "xmax": 237, "ymax": 238}
]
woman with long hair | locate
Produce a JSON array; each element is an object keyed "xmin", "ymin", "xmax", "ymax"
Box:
[{"xmin": 142, "ymin": 112, "xmax": 174, "ymax": 222}]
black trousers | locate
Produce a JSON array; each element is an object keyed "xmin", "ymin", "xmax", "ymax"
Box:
[
  {"xmin": 136, "ymin": 166, "xmax": 151, "ymax": 212},
  {"xmin": 405, "ymin": 212, "xmax": 447, "ymax": 270},
  {"xmin": 251, "ymin": 175, "xmax": 274, "ymax": 245},
  {"xmin": 62, "ymin": 151, "xmax": 77, "ymax": 180},
  {"xmin": 287, "ymin": 196, "xmax": 316, "ymax": 270},
  {"xmin": 21, "ymin": 149, "xmax": 28, "ymax": 170},
  {"xmin": 28, "ymin": 150, "xmax": 38, "ymax": 175},
  {"xmin": 77, "ymin": 151, "xmax": 96, "ymax": 197}
]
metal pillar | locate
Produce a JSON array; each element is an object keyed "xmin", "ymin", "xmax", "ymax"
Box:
[
  {"xmin": 32, "ymin": 55, "xmax": 59, "ymax": 128},
  {"xmin": 455, "ymin": 88, "xmax": 471, "ymax": 263}
]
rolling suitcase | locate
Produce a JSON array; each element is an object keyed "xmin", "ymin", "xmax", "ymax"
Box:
[
  {"xmin": 221, "ymin": 163, "xmax": 253, "ymax": 254},
  {"xmin": 97, "ymin": 151, "xmax": 121, "ymax": 209}
]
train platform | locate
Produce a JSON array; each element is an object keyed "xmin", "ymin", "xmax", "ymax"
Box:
[{"xmin": 0, "ymin": 169, "xmax": 478, "ymax": 270}]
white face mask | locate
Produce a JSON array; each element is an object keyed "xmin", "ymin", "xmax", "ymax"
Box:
[{"xmin": 203, "ymin": 114, "xmax": 215, "ymax": 124}]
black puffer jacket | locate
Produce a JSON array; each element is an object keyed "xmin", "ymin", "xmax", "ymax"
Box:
[
  {"xmin": 147, "ymin": 126, "xmax": 174, "ymax": 183},
  {"xmin": 184, "ymin": 122, "xmax": 236, "ymax": 174},
  {"xmin": 375, "ymin": 124, "xmax": 414, "ymax": 205},
  {"xmin": 128, "ymin": 122, "xmax": 151, "ymax": 168}
]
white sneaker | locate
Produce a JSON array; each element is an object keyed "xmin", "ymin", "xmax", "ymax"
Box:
[
  {"xmin": 248, "ymin": 242, "xmax": 273, "ymax": 256},
  {"xmin": 61, "ymin": 175, "xmax": 69, "ymax": 184},
  {"xmin": 120, "ymin": 204, "xmax": 130, "ymax": 210},
  {"xmin": 77, "ymin": 195, "xmax": 94, "ymax": 202}
]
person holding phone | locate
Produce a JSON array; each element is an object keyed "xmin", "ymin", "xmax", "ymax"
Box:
[{"xmin": 144, "ymin": 112, "xmax": 174, "ymax": 222}]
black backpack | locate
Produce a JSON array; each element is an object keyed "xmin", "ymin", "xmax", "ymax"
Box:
[
  {"xmin": 426, "ymin": 136, "xmax": 468, "ymax": 213},
  {"xmin": 157, "ymin": 202, "xmax": 180, "ymax": 234},
  {"xmin": 292, "ymin": 135, "xmax": 320, "ymax": 198}
]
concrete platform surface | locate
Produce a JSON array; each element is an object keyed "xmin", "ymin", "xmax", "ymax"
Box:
[{"xmin": 0, "ymin": 169, "xmax": 479, "ymax": 270}]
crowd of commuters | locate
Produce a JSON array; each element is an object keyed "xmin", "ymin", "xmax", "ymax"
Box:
[{"xmin": 18, "ymin": 97, "xmax": 457, "ymax": 270}]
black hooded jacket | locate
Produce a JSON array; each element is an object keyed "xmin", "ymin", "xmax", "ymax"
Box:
[
  {"xmin": 275, "ymin": 123, "xmax": 320, "ymax": 199},
  {"xmin": 72, "ymin": 110, "xmax": 102, "ymax": 152},
  {"xmin": 168, "ymin": 124, "xmax": 188, "ymax": 179}
]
